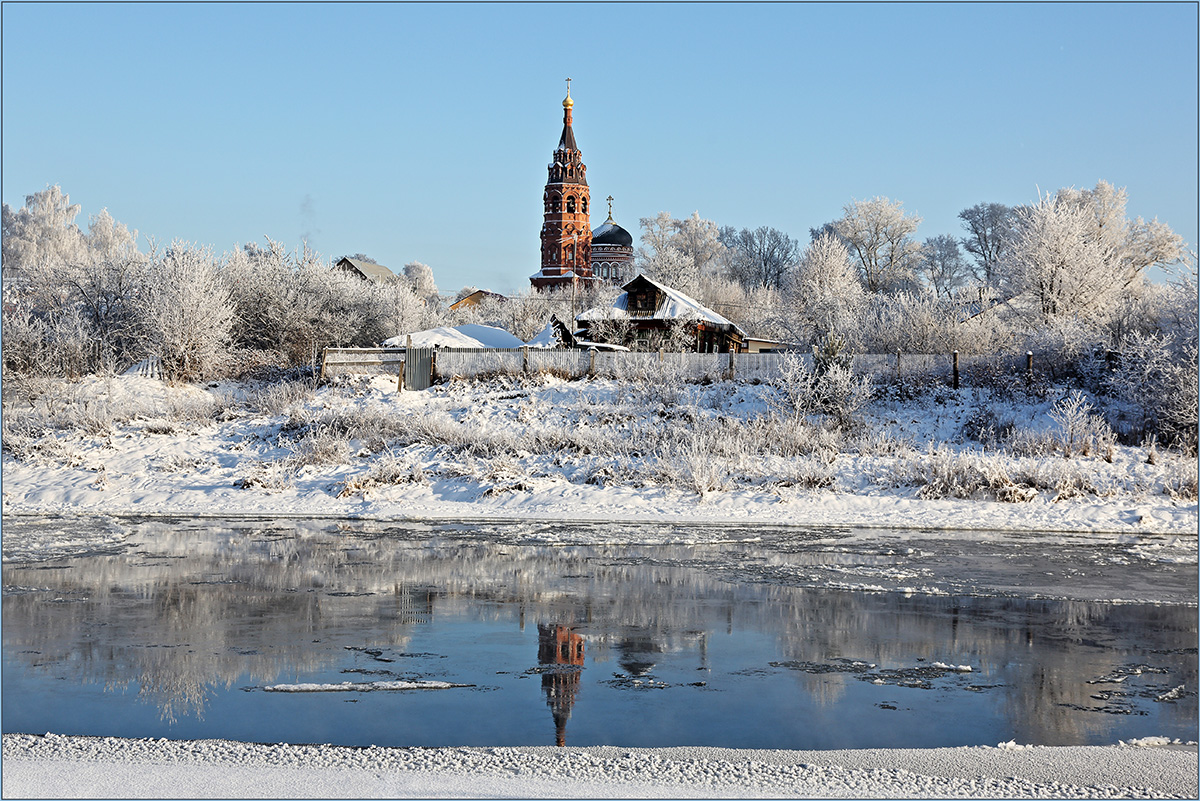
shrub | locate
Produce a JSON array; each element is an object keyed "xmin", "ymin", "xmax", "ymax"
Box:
[{"xmin": 339, "ymin": 450, "xmax": 427, "ymax": 497}]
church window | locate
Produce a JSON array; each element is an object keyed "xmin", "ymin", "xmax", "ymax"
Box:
[
  {"xmin": 582, "ymin": 198, "xmax": 588, "ymax": 214},
  {"xmin": 566, "ymin": 196, "xmax": 576, "ymax": 213}
]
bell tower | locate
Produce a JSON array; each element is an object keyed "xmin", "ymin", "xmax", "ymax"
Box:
[{"xmin": 532, "ymin": 78, "xmax": 593, "ymax": 290}]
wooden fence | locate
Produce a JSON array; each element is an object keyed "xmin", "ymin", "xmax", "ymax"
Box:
[{"xmin": 321, "ymin": 346, "xmax": 1043, "ymax": 390}]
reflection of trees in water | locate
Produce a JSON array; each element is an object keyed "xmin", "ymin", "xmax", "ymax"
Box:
[{"xmin": 2, "ymin": 519, "xmax": 1195, "ymax": 741}]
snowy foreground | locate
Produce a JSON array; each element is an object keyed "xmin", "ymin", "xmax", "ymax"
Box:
[
  {"xmin": 1, "ymin": 372, "xmax": 1196, "ymax": 533},
  {"xmin": 3, "ymin": 733, "xmax": 1198, "ymax": 799}
]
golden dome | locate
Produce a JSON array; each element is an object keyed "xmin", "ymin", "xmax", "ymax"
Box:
[{"xmin": 563, "ymin": 94, "xmax": 574, "ymax": 109}]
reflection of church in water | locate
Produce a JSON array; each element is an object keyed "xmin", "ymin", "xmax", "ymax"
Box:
[
  {"xmin": 537, "ymin": 623, "xmax": 585, "ymax": 747},
  {"xmin": 530, "ymin": 79, "xmax": 636, "ymax": 291}
]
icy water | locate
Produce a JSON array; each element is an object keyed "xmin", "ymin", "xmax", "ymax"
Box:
[{"xmin": 2, "ymin": 517, "xmax": 1196, "ymax": 749}]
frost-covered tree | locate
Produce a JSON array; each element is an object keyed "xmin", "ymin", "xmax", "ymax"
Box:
[
  {"xmin": 786, "ymin": 232, "xmax": 864, "ymax": 347},
  {"xmin": 999, "ymin": 193, "xmax": 1113, "ymax": 320},
  {"xmin": 958, "ymin": 202, "xmax": 1013, "ymax": 287},
  {"xmin": 920, "ymin": 234, "xmax": 970, "ymax": 298},
  {"xmin": 828, "ymin": 197, "xmax": 924, "ymax": 293},
  {"xmin": 639, "ymin": 243, "xmax": 698, "ymax": 296},
  {"xmin": 718, "ymin": 225, "xmax": 800, "ymax": 290},
  {"xmin": 1054, "ymin": 180, "xmax": 1184, "ymax": 290},
  {"xmin": 137, "ymin": 243, "xmax": 233, "ymax": 380},
  {"xmin": 635, "ymin": 211, "xmax": 726, "ymax": 296},
  {"xmin": 403, "ymin": 261, "xmax": 439, "ymax": 303},
  {"xmin": 1, "ymin": 185, "xmax": 88, "ymax": 281},
  {"xmin": 1, "ymin": 188, "xmax": 149, "ymax": 373},
  {"xmin": 859, "ymin": 290, "xmax": 956, "ymax": 354}
]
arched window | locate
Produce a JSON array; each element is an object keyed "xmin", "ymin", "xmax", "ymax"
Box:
[
  {"xmin": 566, "ymin": 196, "xmax": 576, "ymax": 214},
  {"xmin": 582, "ymin": 198, "xmax": 588, "ymax": 214}
]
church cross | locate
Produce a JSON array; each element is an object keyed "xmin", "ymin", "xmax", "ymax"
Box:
[
  {"xmin": 606, "ymin": 195, "xmax": 613, "ymax": 218},
  {"xmin": 565, "ymin": 77, "xmax": 572, "ymax": 98}
]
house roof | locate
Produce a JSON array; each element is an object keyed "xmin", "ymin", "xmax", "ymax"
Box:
[
  {"xmin": 575, "ymin": 273, "xmax": 747, "ymax": 337},
  {"xmin": 449, "ymin": 289, "xmax": 506, "ymax": 311},
  {"xmin": 336, "ymin": 257, "xmax": 394, "ymax": 282}
]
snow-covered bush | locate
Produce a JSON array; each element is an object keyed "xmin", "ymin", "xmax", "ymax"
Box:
[
  {"xmin": 136, "ymin": 243, "xmax": 233, "ymax": 381},
  {"xmin": 1107, "ymin": 332, "xmax": 1198, "ymax": 452},
  {"xmin": 246, "ymin": 380, "xmax": 317, "ymax": 416},
  {"xmin": 288, "ymin": 427, "xmax": 352, "ymax": 470},
  {"xmin": 1161, "ymin": 457, "xmax": 1198, "ymax": 501},
  {"xmin": 1048, "ymin": 391, "xmax": 1116, "ymax": 460},
  {"xmin": 771, "ymin": 352, "xmax": 871, "ymax": 429},
  {"xmin": 339, "ymin": 450, "xmax": 427, "ymax": 497}
]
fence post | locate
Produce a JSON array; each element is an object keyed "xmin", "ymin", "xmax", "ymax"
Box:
[
  {"xmin": 430, "ymin": 348, "xmax": 438, "ymax": 384},
  {"xmin": 522, "ymin": 346, "xmax": 530, "ymax": 374},
  {"xmin": 589, "ymin": 348, "xmax": 596, "ymax": 377},
  {"xmin": 895, "ymin": 350, "xmax": 901, "ymax": 383},
  {"xmin": 320, "ymin": 348, "xmax": 329, "ymax": 382},
  {"xmin": 1026, "ymin": 351, "xmax": 1033, "ymax": 388},
  {"xmin": 728, "ymin": 349, "xmax": 736, "ymax": 380},
  {"xmin": 952, "ymin": 350, "xmax": 959, "ymax": 390},
  {"xmin": 658, "ymin": 347, "xmax": 664, "ymax": 364}
]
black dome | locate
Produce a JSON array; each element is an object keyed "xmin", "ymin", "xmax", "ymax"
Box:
[{"xmin": 591, "ymin": 219, "xmax": 633, "ymax": 247}]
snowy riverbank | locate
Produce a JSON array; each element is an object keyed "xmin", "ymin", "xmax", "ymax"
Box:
[
  {"xmin": 3, "ymin": 733, "xmax": 1198, "ymax": 799},
  {"xmin": 2, "ymin": 373, "xmax": 1196, "ymax": 535}
]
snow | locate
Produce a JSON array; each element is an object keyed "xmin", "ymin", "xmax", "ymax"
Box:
[
  {"xmin": 2, "ymin": 373, "xmax": 1196, "ymax": 538},
  {"xmin": 525, "ymin": 321, "xmax": 558, "ymax": 348},
  {"xmin": 3, "ymin": 371, "xmax": 1197, "ymax": 798},
  {"xmin": 382, "ymin": 324, "xmax": 525, "ymax": 349},
  {"xmin": 3, "ymin": 733, "xmax": 1196, "ymax": 799}
]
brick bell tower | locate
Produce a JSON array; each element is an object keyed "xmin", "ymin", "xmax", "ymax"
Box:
[{"xmin": 531, "ymin": 78, "xmax": 593, "ymax": 291}]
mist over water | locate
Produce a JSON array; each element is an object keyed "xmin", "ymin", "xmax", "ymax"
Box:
[{"xmin": 2, "ymin": 518, "xmax": 1195, "ymax": 749}]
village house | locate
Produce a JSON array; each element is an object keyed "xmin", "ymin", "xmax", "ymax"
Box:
[
  {"xmin": 334, "ymin": 257, "xmax": 395, "ymax": 282},
  {"xmin": 449, "ymin": 289, "xmax": 506, "ymax": 312},
  {"xmin": 575, "ymin": 274, "xmax": 746, "ymax": 353}
]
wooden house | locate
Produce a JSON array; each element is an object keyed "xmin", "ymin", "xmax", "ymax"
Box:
[{"xmin": 575, "ymin": 274, "xmax": 746, "ymax": 353}]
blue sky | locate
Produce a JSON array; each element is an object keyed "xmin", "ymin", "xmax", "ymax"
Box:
[{"xmin": 3, "ymin": 2, "xmax": 1196, "ymax": 293}]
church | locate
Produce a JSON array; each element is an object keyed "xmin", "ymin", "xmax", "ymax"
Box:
[{"xmin": 529, "ymin": 81, "xmax": 635, "ymax": 291}]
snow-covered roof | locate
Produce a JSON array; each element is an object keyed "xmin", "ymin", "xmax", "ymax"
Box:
[
  {"xmin": 575, "ymin": 274, "xmax": 747, "ymax": 337},
  {"xmin": 382, "ymin": 324, "xmax": 525, "ymax": 349},
  {"xmin": 525, "ymin": 322, "xmax": 559, "ymax": 349},
  {"xmin": 529, "ymin": 269, "xmax": 579, "ymax": 280}
]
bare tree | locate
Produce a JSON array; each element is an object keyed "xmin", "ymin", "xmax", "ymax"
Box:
[
  {"xmin": 718, "ymin": 225, "xmax": 800, "ymax": 290},
  {"xmin": 958, "ymin": 202, "xmax": 1013, "ymax": 287},
  {"xmin": 920, "ymin": 234, "xmax": 970, "ymax": 298}
]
